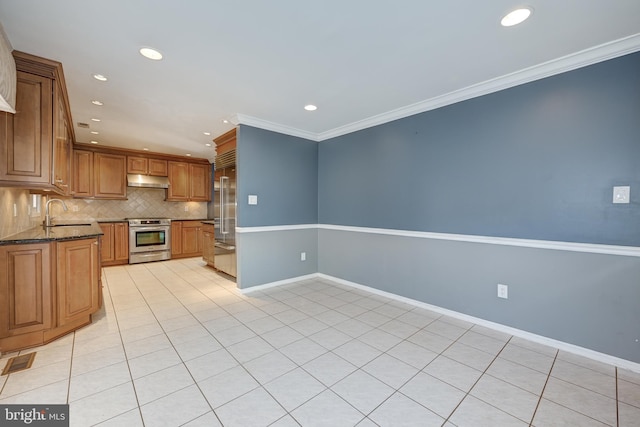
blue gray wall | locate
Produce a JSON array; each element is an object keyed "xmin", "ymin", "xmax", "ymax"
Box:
[
  {"xmin": 236, "ymin": 53, "xmax": 640, "ymax": 362},
  {"xmin": 319, "ymin": 52, "xmax": 640, "ymax": 246},
  {"xmin": 317, "ymin": 52, "xmax": 640, "ymax": 363},
  {"xmin": 236, "ymin": 126, "xmax": 318, "ymax": 288},
  {"xmin": 237, "ymin": 125, "xmax": 318, "ymax": 227}
]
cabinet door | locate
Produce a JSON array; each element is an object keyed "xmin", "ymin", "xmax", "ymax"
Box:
[
  {"xmin": 0, "ymin": 244, "xmax": 52, "ymax": 338},
  {"xmin": 57, "ymin": 238, "xmax": 99, "ymax": 326},
  {"xmin": 99, "ymin": 223, "xmax": 115, "ymax": 263},
  {"xmin": 171, "ymin": 221, "xmax": 183, "ymax": 256},
  {"xmin": 72, "ymin": 149, "xmax": 94, "ymax": 197},
  {"xmin": 94, "ymin": 152, "xmax": 127, "ymax": 199},
  {"xmin": 167, "ymin": 161, "xmax": 189, "ymax": 201},
  {"xmin": 148, "ymin": 158, "xmax": 168, "ymax": 176},
  {"xmin": 0, "ymin": 71, "xmax": 52, "ymax": 185},
  {"xmin": 127, "ymin": 156, "xmax": 148, "ymax": 174},
  {"xmin": 178, "ymin": 221, "xmax": 202, "ymax": 257},
  {"xmin": 114, "ymin": 222, "xmax": 129, "ymax": 262},
  {"xmin": 202, "ymin": 225, "xmax": 215, "ymax": 266},
  {"xmin": 53, "ymin": 84, "xmax": 71, "ymax": 195},
  {"xmin": 190, "ymin": 163, "xmax": 211, "ymax": 201}
]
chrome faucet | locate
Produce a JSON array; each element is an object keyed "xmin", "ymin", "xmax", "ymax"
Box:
[{"xmin": 43, "ymin": 199, "xmax": 68, "ymax": 227}]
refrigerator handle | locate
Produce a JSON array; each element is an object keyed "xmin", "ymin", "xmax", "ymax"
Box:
[{"xmin": 220, "ymin": 176, "xmax": 229, "ymax": 235}]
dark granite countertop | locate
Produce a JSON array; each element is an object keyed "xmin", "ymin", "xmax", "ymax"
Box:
[
  {"xmin": 200, "ymin": 220, "xmax": 216, "ymax": 225},
  {"xmin": 0, "ymin": 222, "xmax": 104, "ymax": 246},
  {"xmin": 96, "ymin": 218, "xmax": 128, "ymax": 223}
]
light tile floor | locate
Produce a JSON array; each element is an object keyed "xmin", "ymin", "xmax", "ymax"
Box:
[{"xmin": 1, "ymin": 258, "xmax": 639, "ymax": 426}]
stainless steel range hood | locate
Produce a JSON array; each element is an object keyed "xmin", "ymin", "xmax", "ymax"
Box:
[{"xmin": 127, "ymin": 174, "xmax": 170, "ymax": 189}]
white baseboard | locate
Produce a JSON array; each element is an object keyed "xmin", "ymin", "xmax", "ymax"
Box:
[
  {"xmin": 237, "ymin": 272, "xmax": 640, "ymax": 373},
  {"xmin": 317, "ymin": 273, "xmax": 640, "ymax": 374}
]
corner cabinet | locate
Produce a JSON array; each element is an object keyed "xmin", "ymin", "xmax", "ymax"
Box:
[
  {"xmin": 0, "ymin": 237, "xmax": 101, "ymax": 353},
  {"xmin": 0, "ymin": 52, "xmax": 73, "ymax": 195}
]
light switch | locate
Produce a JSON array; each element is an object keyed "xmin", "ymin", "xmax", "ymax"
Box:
[
  {"xmin": 248, "ymin": 195, "xmax": 258, "ymax": 205},
  {"xmin": 613, "ymin": 186, "xmax": 630, "ymax": 204}
]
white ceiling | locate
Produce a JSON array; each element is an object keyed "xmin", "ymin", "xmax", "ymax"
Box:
[{"xmin": 1, "ymin": 1, "xmax": 639, "ymax": 160}]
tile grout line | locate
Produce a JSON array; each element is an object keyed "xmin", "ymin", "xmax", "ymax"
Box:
[
  {"xmin": 527, "ymin": 348, "xmax": 559, "ymax": 426},
  {"xmin": 441, "ymin": 334, "xmax": 513, "ymax": 425}
]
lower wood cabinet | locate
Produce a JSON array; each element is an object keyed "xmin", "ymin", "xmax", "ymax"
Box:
[
  {"xmin": 171, "ymin": 220, "xmax": 203, "ymax": 259},
  {"xmin": 0, "ymin": 243, "xmax": 52, "ymax": 351},
  {"xmin": 0, "ymin": 238, "xmax": 102, "ymax": 353},
  {"xmin": 99, "ymin": 222, "xmax": 129, "ymax": 266},
  {"xmin": 202, "ymin": 222, "xmax": 215, "ymax": 267},
  {"xmin": 55, "ymin": 238, "xmax": 100, "ymax": 328}
]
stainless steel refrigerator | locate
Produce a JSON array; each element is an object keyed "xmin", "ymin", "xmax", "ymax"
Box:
[{"xmin": 211, "ymin": 165, "xmax": 236, "ymax": 277}]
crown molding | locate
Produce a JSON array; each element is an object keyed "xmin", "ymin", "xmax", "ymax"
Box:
[
  {"xmin": 234, "ymin": 113, "xmax": 320, "ymax": 141},
  {"xmin": 236, "ymin": 34, "xmax": 640, "ymax": 142}
]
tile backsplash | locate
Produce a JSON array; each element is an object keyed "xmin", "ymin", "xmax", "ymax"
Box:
[
  {"xmin": 0, "ymin": 187, "xmax": 43, "ymax": 238},
  {"xmin": 51, "ymin": 187, "xmax": 208, "ymax": 221},
  {"xmin": 0, "ymin": 187, "xmax": 208, "ymax": 238}
]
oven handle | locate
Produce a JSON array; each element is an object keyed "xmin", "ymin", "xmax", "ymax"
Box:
[{"xmin": 130, "ymin": 226, "xmax": 169, "ymax": 232}]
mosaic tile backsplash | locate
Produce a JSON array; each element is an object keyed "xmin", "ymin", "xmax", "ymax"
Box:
[{"xmin": 0, "ymin": 187, "xmax": 208, "ymax": 238}]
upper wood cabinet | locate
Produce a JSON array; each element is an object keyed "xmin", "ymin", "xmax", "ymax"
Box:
[
  {"xmin": 214, "ymin": 128, "xmax": 236, "ymax": 155},
  {"xmin": 167, "ymin": 161, "xmax": 211, "ymax": 202},
  {"xmin": 0, "ymin": 52, "xmax": 73, "ymax": 195},
  {"xmin": 73, "ymin": 150, "xmax": 126, "ymax": 199},
  {"xmin": 127, "ymin": 156, "xmax": 168, "ymax": 176},
  {"xmin": 94, "ymin": 152, "xmax": 127, "ymax": 199}
]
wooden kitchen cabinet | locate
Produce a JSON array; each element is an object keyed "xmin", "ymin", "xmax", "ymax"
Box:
[
  {"xmin": 171, "ymin": 220, "xmax": 203, "ymax": 259},
  {"xmin": 73, "ymin": 150, "xmax": 127, "ymax": 199},
  {"xmin": 0, "ymin": 243, "xmax": 53, "ymax": 351},
  {"xmin": 167, "ymin": 161, "xmax": 211, "ymax": 201},
  {"xmin": 190, "ymin": 163, "xmax": 211, "ymax": 201},
  {"xmin": 167, "ymin": 161, "xmax": 189, "ymax": 201},
  {"xmin": 127, "ymin": 156, "xmax": 168, "ymax": 176},
  {"xmin": 0, "ymin": 52, "xmax": 73, "ymax": 195},
  {"xmin": 114, "ymin": 223, "xmax": 129, "ymax": 263},
  {"xmin": 55, "ymin": 238, "xmax": 100, "ymax": 328},
  {"xmin": 201, "ymin": 222, "xmax": 215, "ymax": 267},
  {"xmin": 94, "ymin": 152, "xmax": 127, "ymax": 199},
  {"xmin": 99, "ymin": 222, "xmax": 129, "ymax": 266}
]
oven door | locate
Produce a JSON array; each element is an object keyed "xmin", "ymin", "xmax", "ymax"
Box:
[{"xmin": 129, "ymin": 226, "xmax": 170, "ymax": 254}]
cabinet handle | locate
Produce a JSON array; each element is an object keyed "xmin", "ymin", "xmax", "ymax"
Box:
[{"xmin": 93, "ymin": 241, "xmax": 99, "ymax": 246}]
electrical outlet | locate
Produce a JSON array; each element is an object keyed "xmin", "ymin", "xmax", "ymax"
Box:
[
  {"xmin": 497, "ymin": 284, "xmax": 508, "ymax": 299},
  {"xmin": 300, "ymin": 252, "xmax": 306, "ymax": 261},
  {"xmin": 184, "ymin": 205, "xmax": 189, "ymax": 212},
  {"xmin": 13, "ymin": 203, "xmax": 17, "ymax": 217},
  {"xmin": 613, "ymin": 186, "xmax": 630, "ymax": 204},
  {"xmin": 72, "ymin": 205, "xmax": 79, "ymax": 212}
]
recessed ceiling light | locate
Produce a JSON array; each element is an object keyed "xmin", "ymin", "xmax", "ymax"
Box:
[
  {"xmin": 93, "ymin": 74, "xmax": 107, "ymax": 82},
  {"xmin": 222, "ymin": 119, "xmax": 229, "ymax": 124},
  {"xmin": 143, "ymin": 148, "xmax": 149, "ymax": 151},
  {"xmin": 501, "ymin": 7, "xmax": 532, "ymax": 26},
  {"xmin": 205, "ymin": 143, "xmax": 212, "ymax": 147},
  {"xmin": 203, "ymin": 132, "xmax": 211, "ymax": 136},
  {"xmin": 304, "ymin": 104, "xmax": 318, "ymax": 111},
  {"xmin": 186, "ymin": 154, "xmax": 192, "ymax": 157},
  {"xmin": 139, "ymin": 47, "xmax": 163, "ymax": 60},
  {"xmin": 90, "ymin": 140, "xmax": 99, "ymax": 144},
  {"xmin": 91, "ymin": 118, "xmax": 101, "ymax": 122},
  {"xmin": 91, "ymin": 100, "xmax": 103, "ymax": 106},
  {"xmin": 90, "ymin": 131, "xmax": 99, "ymax": 135}
]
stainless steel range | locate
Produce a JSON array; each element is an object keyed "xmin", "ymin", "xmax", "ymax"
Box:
[{"xmin": 128, "ymin": 218, "xmax": 171, "ymax": 264}]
